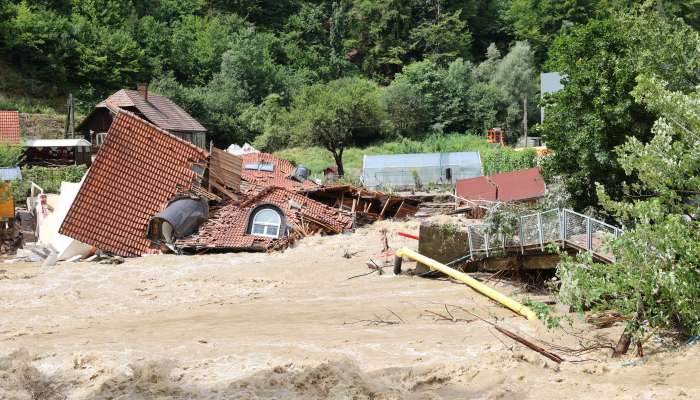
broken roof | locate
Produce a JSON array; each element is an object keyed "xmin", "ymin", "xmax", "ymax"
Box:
[
  {"xmin": 0, "ymin": 111, "xmax": 20, "ymax": 144},
  {"xmin": 456, "ymin": 167, "xmax": 545, "ymax": 202},
  {"xmin": 60, "ymin": 111, "xmax": 209, "ymax": 257},
  {"xmin": 180, "ymin": 186, "xmax": 353, "ymax": 251},
  {"xmin": 240, "ymin": 152, "xmax": 318, "ymax": 193},
  {"xmin": 86, "ymin": 89, "xmax": 206, "ymax": 133}
]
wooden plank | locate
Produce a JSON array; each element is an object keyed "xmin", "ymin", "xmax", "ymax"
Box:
[
  {"xmin": 378, "ymin": 198, "xmax": 393, "ymax": 220},
  {"xmin": 209, "ymin": 147, "xmax": 242, "ymax": 192}
]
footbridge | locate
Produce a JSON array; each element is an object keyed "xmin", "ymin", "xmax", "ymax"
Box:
[{"xmin": 464, "ymin": 209, "xmax": 623, "ymax": 263}]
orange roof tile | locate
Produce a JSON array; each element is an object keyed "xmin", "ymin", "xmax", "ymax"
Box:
[
  {"xmin": 240, "ymin": 153, "xmax": 318, "ymax": 193},
  {"xmin": 59, "ymin": 111, "xmax": 208, "ymax": 256},
  {"xmin": 0, "ymin": 111, "xmax": 20, "ymax": 144}
]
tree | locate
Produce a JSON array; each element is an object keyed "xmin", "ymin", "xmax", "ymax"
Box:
[
  {"xmin": 382, "ymin": 81, "xmax": 429, "ymax": 137},
  {"xmin": 541, "ymin": 10, "xmax": 700, "ymax": 210},
  {"xmin": 169, "ymin": 14, "xmax": 243, "ymax": 85},
  {"xmin": 288, "ymin": 77, "xmax": 387, "ymax": 176},
  {"xmin": 490, "ymin": 41, "xmax": 537, "ymax": 142},
  {"xmin": 557, "ymin": 75, "xmax": 700, "ymax": 355}
]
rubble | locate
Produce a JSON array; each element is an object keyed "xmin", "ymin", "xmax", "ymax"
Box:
[{"xmin": 178, "ymin": 186, "xmax": 353, "ymax": 252}]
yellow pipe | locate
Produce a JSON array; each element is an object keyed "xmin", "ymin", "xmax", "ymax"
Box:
[{"xmin": 395, "ymin": 247, "xmax": 538, "ymax": 321}]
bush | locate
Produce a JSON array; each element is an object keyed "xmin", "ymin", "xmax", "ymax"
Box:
[
  {"xmin": 482, "ymin": 147, "xmax": 536, "ymax": 175},
  {"xmin": 0, "ymin": 143, "xmax": 24, "ymax": 168},
  {"xmin": 12, "ymin": 165, "xmax": 87, "ymax": 203}
]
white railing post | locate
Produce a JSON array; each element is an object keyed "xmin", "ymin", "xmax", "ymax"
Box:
[
  {"xmin": 519, "ymin": 217, "xmax": 524, "ymax": 254},
  {"xmin": 537, "ymin": 212, "xmax": 544, "ymax": 251},
  {"xmin": 485, "ymin": 232, "xmax": 490, "ymax": 257},
  {"xmin": 467, "ymin": 226, "xmax": 474, "ymax": 260},
  {"xmin": 586, "ymin": 217, "xmax": 592, "ymax": 251}
]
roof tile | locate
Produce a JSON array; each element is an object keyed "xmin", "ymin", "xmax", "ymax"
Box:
[
  {"xmin": 240, "ymin": 152, "xmax": 318, "ymax": 193},
  {"xmin": 0, "ymin": 111, "xmax": 21, "ymax": 144},
  {"xmin": 180, "ymin": 186, "xmax": 353, "ymax": 251},
  {"xmin": 59, "ymin": 111, "xmax": 208, "ymax": 256},
  {"xmin": 99, "ymin": 89, "xmax": 206, "ymax": 133}
]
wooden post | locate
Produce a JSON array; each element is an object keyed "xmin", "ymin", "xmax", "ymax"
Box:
[{"xmin": 379, "ymin": 198, "xmax": 392, "ymax": 220}]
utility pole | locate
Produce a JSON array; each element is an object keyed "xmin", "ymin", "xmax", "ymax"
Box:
[
  {"xmin": 523, "ymin": 96, "xmax": 528, "ymax": 147},
  {"xmin": 65, "ymin": 93, "xmax": 75, "ymax": 139}
]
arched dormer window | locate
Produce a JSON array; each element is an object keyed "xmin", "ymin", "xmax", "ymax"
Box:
[{"xmin": 249, "ymin": 207, "xmax": 283, "ymax": 238}]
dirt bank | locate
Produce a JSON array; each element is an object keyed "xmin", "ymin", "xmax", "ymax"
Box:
[{"xmin": 1, "ymin": 219, "xmax": 698, "ymax": 399}]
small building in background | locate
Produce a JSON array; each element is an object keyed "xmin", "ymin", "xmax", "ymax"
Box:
[
  {"xmin": 456, "ymin": 167, "xmax": 546, "ymax": 205},
  {"xmin": 0, "ymin": 111, "xmax": 21, "ymax": 145},
  {"xmin": 22, "ymin": 138, "xmax": 92, "ymax": 167},
  {"xmin": 77, "ymin": 84, "xmax": 207, "ymax": 150},
  {"xmin": 361, "ymin": 151, "xmax": 482, "ymax": 190}
]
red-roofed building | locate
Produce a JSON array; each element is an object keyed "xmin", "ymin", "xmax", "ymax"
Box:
[
  {"xmin": 60, "ymin": 111, "xmax": 209, "ymax": 257},
  {"xmin": 179, "ymin": 186, "xmax": 353, "ymax": 252},
  {"xmin": 0, "ymin": 111, "xmax": 21, "ymax": 144},
  {"xmin": 77, "ymin": 85, "xmax": 207, "ymax": 149},
  {"xmin": 240, "ymin": 152, "xmax": 318, "ymax": 194},
  {"xmin": 456, "ymin": 167, "xmax": 546, "ymax": 204}
]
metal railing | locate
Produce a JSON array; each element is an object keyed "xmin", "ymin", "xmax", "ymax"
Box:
[{"xmin": 465, "ymin": 208, "xmax": 623, "ymax": 262}]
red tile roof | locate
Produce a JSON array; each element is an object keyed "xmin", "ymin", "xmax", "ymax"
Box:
[
  {"xmin": 456, "ymin": 167, "xmax": 545, "ymax": 202},
  {"xmin": 180, "ymin": 186, "xmax": 353, "ymax": 251},
  {"xmin": 60, "ymin": 111, "xmax": 208, "ymax": 256},
  {"xmin": 240, "ymin": 152, "xmax": 318, "ymax": 193},
  {"xmin": 96, "ymin": 89, "xmax": 206, "ymax": 133},
  {"xmin": 0, "ymin": 111, "xmax": 20, "ymax": 144}
]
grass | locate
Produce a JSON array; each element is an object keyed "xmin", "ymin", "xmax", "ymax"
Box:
[{"xmin": 276, "ymin": 133, "xmax": 536, "ymax": 178}]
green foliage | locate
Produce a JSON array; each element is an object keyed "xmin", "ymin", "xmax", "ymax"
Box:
[
  {"xmin": 482, "ymin": 147, "xmax": 536, "ymax": 175},
  {"xmin": 0, "ymin": 143, "xmax": 24, "ymax": 168},
  {"xmin": 541, "ymin": 9, "xmax": 700, "ymax": 210},
  {"xmin": 12, "ymin": 165, "xmax": 87, "ymax": 202},
  {"xmin": 523, "ymin": 298, "xmax": 563, "ymax": 329},
  {"xmin": 287, "ymin": 76, "xmax": 387, "ymax": 175},
  {"xmin": 276, "ymin": 133, "xmax": 537, "ymax": 179},
  {"xmin": 556, "ymin": 76, "xmax": 700, "ymax": 341}
]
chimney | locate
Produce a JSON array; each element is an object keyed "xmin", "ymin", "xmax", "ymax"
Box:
[{"xmin": 137, "ymin": 82, "xmax": 148, "ymax": 100}]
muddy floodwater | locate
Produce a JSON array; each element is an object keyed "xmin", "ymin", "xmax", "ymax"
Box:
[{"xmin": 1, "ymin": 219, "xmax": 698, "ymax": 399}]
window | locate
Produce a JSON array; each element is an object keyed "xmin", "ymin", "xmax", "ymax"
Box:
[
  {"xmin": 250, "ymin": 208, "xmax": 282, "ymax": 238},
  {"xmin": 244, "ymin": 162, "xmax": 274, "ymax": 172}
]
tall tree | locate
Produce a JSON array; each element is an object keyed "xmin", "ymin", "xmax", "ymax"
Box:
[
  {"xmin": 289, "ymin": 77, "xmax": 387, "ymax": 175},
  {"xmin": 541, "ymin": 10, "xmax": 700, "ymax": 210}
]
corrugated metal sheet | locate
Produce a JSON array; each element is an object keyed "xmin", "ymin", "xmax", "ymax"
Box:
[
  {"xmin": 0, "ymin": 167, "xmax": 21, "ymax": 181},
  {"xmin": 362, "ymin": 151, "xmax": 482, "ymax": 188},
  {"xmin": 456, "ymin": 167, "xmax": 545, "ymax": 202}
]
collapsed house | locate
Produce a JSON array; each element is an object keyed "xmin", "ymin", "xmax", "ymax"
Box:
[
  {"xmin": 178, "ymin": 186, "xmax": 353, "ymax": 252},
  {"xmin": 60, "ymin": 111, "xmax": 210, "ymax": 257},
  {"xmin": 57, "ymin": 113, "xmax": 357, "ymax": 257}
]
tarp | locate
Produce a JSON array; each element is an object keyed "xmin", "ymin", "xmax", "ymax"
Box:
[{"xmin": 148, "ymin": 196, "xmax": 209, "ymax": 244}]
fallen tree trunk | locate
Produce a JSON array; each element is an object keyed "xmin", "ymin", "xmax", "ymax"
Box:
[{"xmin": 494, "ymin": 325, "xmax": 564, "ymax": 364}]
